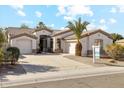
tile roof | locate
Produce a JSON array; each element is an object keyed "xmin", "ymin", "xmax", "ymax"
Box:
[
  {"xmin": 6, "ymin": 27, "xmax": 34, "ymax": 37},
  {"xmin": 63, "ymin": 29, "xmax": 113, "ymax": 40},
  {"xmin": 10, "ymin": 33, "xmax": 37, "ymax": 39}
]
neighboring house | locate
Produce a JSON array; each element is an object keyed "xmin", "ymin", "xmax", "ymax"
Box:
[
  {"xmin": 6, "ymin": 27, "xmax": 113, "ymax": 56},
  {"xmin": 116, "ymin": 39, "xmax": 124, "ymax": 46}
]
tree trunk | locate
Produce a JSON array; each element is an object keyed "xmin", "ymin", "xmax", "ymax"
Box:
[
  {"xmin": 11, "ymin": 58, "xmax": 16, "ymax": 65},
  {"xmin": 75, "ymin": 40, "xmax": 82, "ymax": 56}
]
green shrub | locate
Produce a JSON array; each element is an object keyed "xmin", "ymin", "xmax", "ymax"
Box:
[
  {"xmin": 6, "ymin": 47, "xmax": 20, "ymax": 65},
  {"xmin": 105, "ymin": 44, "xmax": 124, "ymax": 60}
]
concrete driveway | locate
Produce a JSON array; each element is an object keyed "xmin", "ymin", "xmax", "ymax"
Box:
[
  {"xmin": 2, "ymin": 54, "xmax": 124, "ymax": 87},
  {"xmin": 19, "ymin": 54, "xmax": 94, "ymax": 74}
]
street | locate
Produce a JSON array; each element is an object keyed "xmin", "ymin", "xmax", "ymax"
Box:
[{"xmin": 9, "ymin": 72, "xmax": 124, "ymax": 88}]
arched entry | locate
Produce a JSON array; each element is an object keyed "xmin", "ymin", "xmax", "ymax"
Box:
[{"xmin": 39, "ymin": 35, "xmax": 53, "ymax": 52}]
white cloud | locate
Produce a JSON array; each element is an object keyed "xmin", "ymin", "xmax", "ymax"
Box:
[
  {"xmin": 110, "ymin": 7, "xmax": 117, "ymax": 13},
  {"xmin": 110, "ymin": 6, "xmax": 124, "ymax": 13},
  {"xmin": 99, "ymin": 19, "xmax": 106, "ymax": 24},
  {"xmin": 56, "ymin": 5, "xmax": 93, "ymax": 20},
  {"xmin": 64, "ymin": 16, "xmax": 73, "ymax": 21},
  {"xmin": 67, "ymin": 5, "xmax": 93, "ymax": 16},
  {"xmin": 10, "ymin": 5, "xmax": 26, "ymax": 17},
  {"xmin": 56, "ymin": 6, "xmax": 66, "ymax": 16},
  {"xmin": 11, "ymin": 5, "xmax": 24, "ymax": 10},
  {"xmin": 87, "ymin": 23, "xmax": 96, "ymax": 30},
  {"xmin": 98, "ymin": 24, "xmax": 108, "ymax": 30},
  {"xmin": 17, "ymin": 10, "xmax": 26, "ymax": 16},
  {"xmin": 109, "ymin": 18, "xmax": 117, "ymax": 24},
  {"xmin": 117, "ymin": 5, "xmax": 124, "ymax": 12},
  {"xmin": 35, "ymin": 11, "xmax": 42, "ymax": 18}
]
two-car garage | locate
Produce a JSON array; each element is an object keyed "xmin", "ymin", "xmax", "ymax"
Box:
[{"xmin": 10, "ymin": 34, "xmax": 37, "ymax": 54}]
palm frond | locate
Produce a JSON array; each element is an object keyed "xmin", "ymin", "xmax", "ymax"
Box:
[{"xmin": 67, "ymin": 17, "xmax": 89, "ymax": 40}]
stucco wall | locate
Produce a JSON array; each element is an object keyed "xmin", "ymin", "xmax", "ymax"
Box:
[
  {"xmin": 64, "ymin": 32, "xmax": 113, "ymax": 56},
  {"xmin": 52, "ymin": 31, "xmax": 73, "ymax": 52},
  {"xmin": 82, "ymin": 32, "xmax": 113, "ymax": 56},
  {"xmin": 87, "ymin": 32, "xmax": 112, "ymax": 49}
]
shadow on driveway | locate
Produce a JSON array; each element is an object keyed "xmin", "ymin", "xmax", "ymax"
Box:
[
  {"xmin": 0, "ymin": 64, "xmax": 26, "ymax": 82},
  {"xmin": 0, "ymin": 63, "xmax": 59, "ymax": 82},
  {"xmin": 21, "ymin": 63, "xmax": 59, "ymax": 73}
]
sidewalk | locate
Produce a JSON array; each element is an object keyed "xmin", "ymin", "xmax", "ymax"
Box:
[{"xmin": 1, "ymin": 66, "xmax": 124, "ymax": 88}]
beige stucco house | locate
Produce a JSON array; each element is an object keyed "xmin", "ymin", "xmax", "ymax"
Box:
[{"xmin": 6, "ymin": 27, "xmax": 113, "ymax": 56}]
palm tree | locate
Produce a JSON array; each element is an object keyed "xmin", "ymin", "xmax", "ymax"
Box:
[
  {"xmin": 36, "ymin": 21, "xmax": 47, "ymax": 30},
  {"xmin": 111, "ymin": 33, "xmax": 124, "ymax": 43},
  {"xmin": 67, "ymin": 17, "xmax": 89, "ymax": 56}
]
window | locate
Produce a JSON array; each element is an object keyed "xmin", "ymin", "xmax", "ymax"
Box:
[{"xmin": 94, "ymin": 39, "xmax": 103, "ymax": 47}]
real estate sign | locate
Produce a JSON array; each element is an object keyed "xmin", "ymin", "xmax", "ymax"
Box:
[
  {"xmin": 94, "ymin": 46, "xmax": 100, "ymax": 59},
  {"xmin": 92, "ymin": 45, "xmax": 100, "ymax": 63}
]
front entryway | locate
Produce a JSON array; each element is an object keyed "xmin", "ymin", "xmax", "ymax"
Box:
[{"xmin": 39, "ymin": 35, "xmax": 53, "ymax": 52}]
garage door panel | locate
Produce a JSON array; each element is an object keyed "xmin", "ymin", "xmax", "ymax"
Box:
[
  {"xmin": 69, "ymin": 43, "xmax": 76, "ymax": 54},
  {"xmin": 66, "ymin": 42, "xmax": 76, "ymax": 55},
  {"xmin": 16, "ymin": 39, "xmax": 32, "ymax": 54}
]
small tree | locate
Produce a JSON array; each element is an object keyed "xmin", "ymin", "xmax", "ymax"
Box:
[
  {"xmin": 20, "ymin": 24, "xmax": 29, "ymax": 29},
  {"xmin": 6, "ymin": 47, "xmax": 20, "ymax": 65},
  {"xmin": 0, "ymin": 28, "xmax": 6, "ymax": 64},
  {"xmin": 0, "ymin": 28, "xmax": 6, "ymax": 47},
  {"xmin": 36, "ymin": 21, "xmax": 48, "ymax": 31}
]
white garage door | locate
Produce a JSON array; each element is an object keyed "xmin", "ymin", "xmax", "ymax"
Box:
[
  {"xmin": 16, "ymin": 39, "xmax": 32, "ymax": 54},
  {"xmin": 68, "ymin": 42, "xmax": 76, "ymax": 55}
]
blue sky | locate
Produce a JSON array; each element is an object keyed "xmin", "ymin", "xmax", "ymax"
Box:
[{"xmin": 0, "ymin": 5, "xmax": 124, "ymax": 36}]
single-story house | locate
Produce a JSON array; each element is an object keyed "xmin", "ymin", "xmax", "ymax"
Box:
[
  {"xmin": 6, "ymin": 27, "xmax": 113, "ymax": 56},
  {"xmin": 116, "ymin": 39, "xmax": 124, "ymax": 46}
]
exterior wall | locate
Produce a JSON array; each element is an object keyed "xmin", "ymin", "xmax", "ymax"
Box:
[
  {"xmin": 52, "ymin": 37, "xmax": 57, "ymax": 52},
  {"xmin": 61, "ymin": 39, "xmax": 67, "ymax": 53},
  {"xmin": 87, "ymin": 32, "xmax": 112, "ymax": 50},
  {"xmin": 10, "ymin": 36, "xmax": 37, "ymax": 53},
  {"xmin": 80, "ymin": 32, "xmax": 113, "ymax": 56},
  {"xmin": 53, "ymin": 31, "xmax": 73, "ymax": 52},
  {"xmin": 65, "ymin": 32, "xmax": 113, "ymax": 56},
  {"xmin": 80, "ymin": 37, "xmax": 88, "ymax": 56}
]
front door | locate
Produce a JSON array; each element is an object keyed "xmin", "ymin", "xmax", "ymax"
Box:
[
  {"xmin": 39, "ymin": 35, "xmax": 53, "ymax": 52},
  {"xmin": 39, "ymin": 38, "xmax": 43, "ymax": 51}
]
